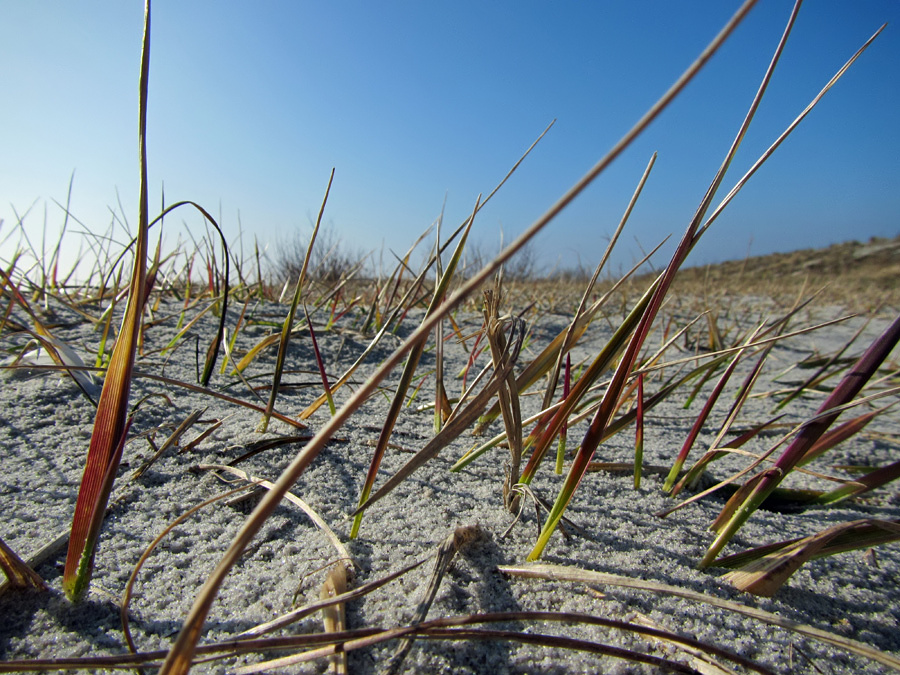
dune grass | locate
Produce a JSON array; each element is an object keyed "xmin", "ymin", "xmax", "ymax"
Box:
[{"xmin": 1, "ymin": 0, "xmax": 899, "ymax": 672}]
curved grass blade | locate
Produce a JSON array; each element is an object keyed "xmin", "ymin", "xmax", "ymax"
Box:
[
  {"xmin": 500, "ymin": 564, "xmax": 900, "ymax": 671},
  {"xmin": 718, "ymin": 519, "xmax": 900, "ymax": 596},
  {"xmin": 236, "ymin": 609, "xmax": 774, "ymax": 675}
]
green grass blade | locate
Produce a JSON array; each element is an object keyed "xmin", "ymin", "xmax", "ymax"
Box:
[{"xmin": 258, "ymin": 169, "xmax": 334, "ymax": 432}]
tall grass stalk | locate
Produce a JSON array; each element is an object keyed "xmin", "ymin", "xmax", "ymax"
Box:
[
  {"xmin": 258, "ymin": 169, "xmax": 334, "ymax": 432},
  {"xmin": 62, "ymin": 0, "xmax": 152, "ymax": 601}
]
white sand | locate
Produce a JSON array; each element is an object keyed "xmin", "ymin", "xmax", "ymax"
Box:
[{"xmin": 1, "ymin": 293, "xmax": 898, "ymax": 673}]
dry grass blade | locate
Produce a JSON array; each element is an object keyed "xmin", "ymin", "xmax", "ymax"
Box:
[
  {"xmin": 499, "ymin": 563, "xmax": 900, "ymax": 671},
  {"xmin": 382, "ymin": 525, "xmax": 483, "ymax": 675},
  {"xmin": 320, "ymin": 563, "xmax": 349, "ymax": 675},
  {"xmin": 0, "ymin": 536, "xmax": 45, "ymax": 594},
  {"xmin": 198, "ymin": 464, "xmax": 353, "ymax": 567},
  {"xmin": 475, "ymin": 234, "xmax": 664, "ymax": 436},
  {"xmin": 62, "ymin": 0, "xmax": 152, "ymax": 602},
  {"xmin": 0, "ymin": 267, "xmax": 99, "ymax": 402},
  {"xmin": 131, "ymin": 369, "xmax": 305, "ymax": 429},
  {"xmin": 130, "ymin": 408, "xmax": 205, "ymax": 480},
  {"xmin": 482, "ymin": 289, "xmax": 525, "ymax": 512},
  {"xmin": 158, "ymin": 4, "xmax": 759, "ymax": 667},
  {"xmin": 238, "ymin": 557, "xmax": 430, "ymax": 639},
  {"xmin": 718, "ymin": 519, "xmax": 900, "ymax": 596},
  {"xmin": 697, "ymin": 22, "xmax": 887, "ymax": 240},
  {"xmin": 240, "ymin": 608, "xmax": 778, "ymax": 675},
  {"xmin": 120, "ymin": 483, "xmax": 257, "ymax": 664},
  {"xmin": 258, "ymin": 169, "xmax": 334, "ymax": 432}
]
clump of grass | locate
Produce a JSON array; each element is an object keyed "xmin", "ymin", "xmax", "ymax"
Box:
[{"xmin": 2, "ymin": 0, "xmax": 899, "ymax": 673}]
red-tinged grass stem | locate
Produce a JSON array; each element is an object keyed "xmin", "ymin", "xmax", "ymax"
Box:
[
  {"xmin": 305, "ymin": 305, "xmax": 336, "ymax": 416},
  {"xmin": 62, "ymin": 0, "xmax": 152, "ymax": 601},
  {"xmin": 528, "ymin": 0, "xmax": 798, "ymax": 561},
  {"xmin": 634, "ymin": 373, "xmax": 644, "ymax": 489},
  {"xmin": 663, "ymin": 339, "xmax": 747, "ymax": 492},
  {"xmin": 701, "ymin": 312, "xmax": 900, "ymax": 567}
]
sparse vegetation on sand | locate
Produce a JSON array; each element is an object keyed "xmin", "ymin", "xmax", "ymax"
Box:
[{"xmin": 1, "ymin": 1, "xmax": 898, "ymax": 673}]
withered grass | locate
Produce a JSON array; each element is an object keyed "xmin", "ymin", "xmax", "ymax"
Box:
[{"xmin": 1, "ymin": 0, "xmax": 899, "ymax": 673}]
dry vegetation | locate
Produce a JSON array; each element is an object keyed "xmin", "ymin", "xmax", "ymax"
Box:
[
  {"xmin": 1, "ymin": 1, "xmax": 899, "ymax": 673},
  {"xmin": 666, "ymin": 236, "xmax": 900, "ymax": 308}
]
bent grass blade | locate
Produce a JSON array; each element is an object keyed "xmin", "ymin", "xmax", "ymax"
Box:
[
  {"xmin": 499, "ymin": 563, "xmax": 900, "ymax": 670},
  {"xmin": 717, "ymin": 519, "xmax": 900, "ymax": 596}
]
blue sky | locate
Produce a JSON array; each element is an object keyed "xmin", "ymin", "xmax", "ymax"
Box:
[{"xmin": 1, "ymin": 1, "xmax": 898, "ymax": 278}]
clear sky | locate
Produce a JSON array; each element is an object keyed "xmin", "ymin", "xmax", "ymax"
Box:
[{"xmin": 1, "ymin": 1, "xmax": 898, "ymax": 279}]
